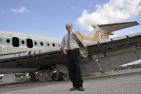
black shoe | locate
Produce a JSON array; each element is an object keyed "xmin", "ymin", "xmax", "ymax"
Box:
[
  {"xmin": 77, "ymin": 87, "xmax": 85, "ymax": 91},
  {"xmin": 70, "ymin": 87, "xmax": 77, "ymax": 91}
]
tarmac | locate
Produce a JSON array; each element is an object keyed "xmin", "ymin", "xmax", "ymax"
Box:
[{"xmin": 0, "ymin": 68, "xmax": 141, "ymax": 94}]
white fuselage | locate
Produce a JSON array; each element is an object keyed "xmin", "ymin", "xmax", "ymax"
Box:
[{"xmin": 0, "ymin": 32, "xmax": 61, "ymax": 59}]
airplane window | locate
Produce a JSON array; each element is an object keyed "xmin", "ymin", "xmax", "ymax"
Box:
[
  {"xmin": 34, "ymin": 42, "xmax": 36, "ymax": 45},
  {"xmin": 47, "ymin": 43, "xmax": 50, "ymax": 46},
  {"xmin": 40, "ymin": 42, "xmax": 43, "ymax": 46},
  {"xmin": 26, "ymin": 39, "xmax": 33, "ymax": 48},
  {"xmin": 12, "ymin": 37, "xmax": 19, "ymax": 47},
  {"xmin": 52, "ymin": 43, "xmax": 55, "ymax": 47},
  {"xmin": 6, "ymin": 39, "xmax": 10, "ymax": 43},
  {"xmin": 21, "ymin": 40, "xmax": 25, "ymax": 44},
  {"xmin": 47, "ymin": 43, "xmax": 49, "ymax": 46}
]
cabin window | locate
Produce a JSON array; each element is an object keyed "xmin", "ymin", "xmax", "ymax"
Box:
[
  {"xmin": 40, "ymin": 42, "xmax": 43, "ymax": 46},
  {"xmin": 21, "ymin": 40, "xmax": 25, "ymax": 44},
  {"xmin": 34, "ymin": 42, "xmax": 37, "ymax": 45},
  {"xmin": 26, "ymin": 39, "xmax": 33, "ymax": 48},
  {"xmin": 6, "ymin": 39, "xmax": 10, "ymax": 43},
  {"xmin": 47, "ymin": 43, "xmax": 50, "ymax": 46},
  {"xmin": 52, "ymin": 43, "xmax": 55, "ymax": 47},
  {"xmin": 12, "ymin": 37, "xmax": 19, "ymax": 47}
]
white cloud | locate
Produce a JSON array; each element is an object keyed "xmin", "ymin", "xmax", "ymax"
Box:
[
  {"xmin": 76, "ymin": 0, "xmax": 141, "ymax": 31},
  {"xmin": 10, "ymin": 6, "xmax": 28, "ymax": 14}
]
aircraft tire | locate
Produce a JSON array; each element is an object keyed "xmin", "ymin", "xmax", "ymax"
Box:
[
  {"xmin": 29, "ymin": 72, "xmax": 39, "ymax": 82},
  {"xmin": 51, "ymin": 71, "xmax": 64, "ymax": 81}
]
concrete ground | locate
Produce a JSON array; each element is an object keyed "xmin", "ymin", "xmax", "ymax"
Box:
[{"xmin": 0, "ymin": 69, "xmax": 141, "ymax": 94}]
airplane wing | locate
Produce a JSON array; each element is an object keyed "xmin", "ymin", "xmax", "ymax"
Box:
[
  {"xmin": 92, "ymin": 21, "xmax": 139, "ymax": 33},
  {"xmin": 0, "ymin": 50, "xmax": 66, "ymax": 68},
  {"xmin": 87, "ymin": 32, "xmax": 141, "ymax": 71}
]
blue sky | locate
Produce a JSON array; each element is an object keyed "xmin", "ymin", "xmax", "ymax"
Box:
[{"xmin": 0, "ymin": 0, "xmax": 141, "ymax": 40}]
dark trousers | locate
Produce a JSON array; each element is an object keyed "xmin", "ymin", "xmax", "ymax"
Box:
[{"xmin": 67, "ymin": 49, "xmax": 83, "ymax": 88}]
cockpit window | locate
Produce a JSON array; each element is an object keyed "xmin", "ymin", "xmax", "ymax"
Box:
[
  {"xmin": 12, "ymin": 37, "xmax": 19, "ymax": 47},
  {"xmin": 26, "ymin": 39, "xmax": 33, "ymax": 48}
]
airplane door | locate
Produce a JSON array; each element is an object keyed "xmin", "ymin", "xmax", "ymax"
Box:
[{"xmin": 26, "ymin": 38, "xmax": 34, "ymax": 55}]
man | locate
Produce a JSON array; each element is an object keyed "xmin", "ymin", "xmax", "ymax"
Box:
[{"xmin": 61, "ymin": 24, "xmax": 85, "ymax": 91}]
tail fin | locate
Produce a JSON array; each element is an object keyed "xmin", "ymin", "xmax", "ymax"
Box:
[
  {"xmin": 84, "ymin": 21, "xmax": 139, "ymax": 41},
  {"xmin": 92, "ymin": 21, "xmax": 139, "ymax": 33}
]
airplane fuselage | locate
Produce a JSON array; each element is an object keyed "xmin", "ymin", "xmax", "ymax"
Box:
[
  {"xmin": 0, "ymin": 32, "xmax": 62, "ymax": 73},
  {"xmin": 0, "ymin": 32, "xmax": 61, "ymax": 58}
]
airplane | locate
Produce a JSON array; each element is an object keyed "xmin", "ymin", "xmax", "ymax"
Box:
[{"xmin": 0, "ymin": 21, "xmax": 141, "ymax": 81}]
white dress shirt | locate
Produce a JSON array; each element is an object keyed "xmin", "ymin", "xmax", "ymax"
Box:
[{"xmin": 61, "ymin": 32, "xmax": 79, "ymax": 53}]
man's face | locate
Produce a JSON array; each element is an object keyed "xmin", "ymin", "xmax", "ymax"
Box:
[{"xmin": 66, "ymin": 24, "xmax": 72, "ymax": 33}]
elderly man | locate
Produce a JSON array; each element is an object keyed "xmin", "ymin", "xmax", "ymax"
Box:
[{"xmin": 61, "ymin": 24, "xmax": 85, "ymax": 91}]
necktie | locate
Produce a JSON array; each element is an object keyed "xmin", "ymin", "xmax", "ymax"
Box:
[{"xmin": 67, "ymin": 32, "xmax": 70, "ymax": 50}]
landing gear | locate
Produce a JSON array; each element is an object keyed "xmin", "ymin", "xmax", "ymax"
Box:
[
  {"xmin": 50, "ymin": 68, "xmax": 64, "ymax": 81},
  {"xmin": 29, "ymin": 72, "xmax": 39, "ymax": 81},
  {"xmin": 92, "ymin": 55, "xmax": 105, "ymax": 73},
  {"xmin": 29, "ymin": 67, "xmax": 65, "ymax": 81}
]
